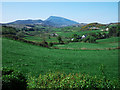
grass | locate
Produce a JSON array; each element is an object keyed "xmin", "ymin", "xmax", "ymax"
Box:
[
  {"xmin": 55, "ymin": 30, "xmax": 102, "ymax": 37},
  {"xmin": 54, "ymin": 37, "xmax": 119, "ymax": 49},
  {"xmin": 24, "ymin": 36, "xmax": 58, "ymax": 42},
  {"xmin": 2, "ymin": 37, "xmax": 119, "ymax": 80},
  {"xmin": 24, "ymin": 29, "xmax": 103, "ymax": 43},
  {"xmin": 97, "ymin": 37, "xmax": 120, "ymax": 43}
]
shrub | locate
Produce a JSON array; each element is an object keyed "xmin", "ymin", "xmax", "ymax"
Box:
[
  {"xmin": 2, "ymin": 26, "xmax": 17, "ymax": 35},
  {"xmin": 27, "ymin": 72, "xmax": 119, "ymax": 89},
  {"xmin": 49, "ymin": 42, "xmax": 53, "ymax": 47},
  {"xmin": 2, "ymin": 67, "xmax": 27, "ymax": 90},
  {"xmin": 82, "ymin": 35, "xmax": 96, "ymax": 43},
  {"xmin": 88, "ymin": 36, "xmax": 96, "ymax": 43},
  {"xmin": 57, "ymin": 36, "xmax": 63, "ymax": 43}
]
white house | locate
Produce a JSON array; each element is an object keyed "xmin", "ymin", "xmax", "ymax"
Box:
[
  {"xmin": 89, "ymin": 27, "xmax": 100, "ymax": 30},
  {"xmin": 81, "ymin": 35, "xmax": 86, "ymax": 39},
  {"xmin": 71, "ymin": 38, "xmax": 74, "ymax": 41},
  {"xmin": 50, "ymin": 33, "xmax": 58, "ymax": 37},
  {"xmin": 101, "ymin": 28, "xmax": 109, "ymax": 32},
  {"xmin": 106, "ymin": 28, "xmax": 109, "ymax": 31}
]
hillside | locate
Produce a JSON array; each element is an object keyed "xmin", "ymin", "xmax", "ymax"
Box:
[
  {"xmin": 5, "ymin": 16, "xmax": 79, "ymax": 27},
  {"xmin": 80, "ymin": 23, "xmax": 106, "ymax": 31},
  {"xmin": 7, "ymin": 19, "xmax": 43, "ymax": 25},
  {"xmin": 2, "ymin": 37, "xmax": 119, "ymax": 79},
  {"xmin": 44, "ymin": 16, "xmax": 79, "ymax": 27}
]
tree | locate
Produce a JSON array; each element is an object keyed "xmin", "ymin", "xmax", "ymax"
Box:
[
  {"xmin": 108, "ymin": 26, "xmax": 120, "ymax": 37},
  {"xmin": 72, "ymin": 34, "xmax": 79, "ymax": 42},
  {"xmin": 57, "ymin": 36, "xmax": 63, "ymax": 43}
]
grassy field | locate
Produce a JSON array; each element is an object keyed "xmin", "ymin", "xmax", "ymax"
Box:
[
  {"xmin": 54, "ymin": 37, "xmax": 119, "ymax": 49},
  {"xmin": 2, "ymin": 37, "xmax": 119, "ymax": 80},
  {"xmin": 55, "ymin": 30, "xmax": 102, "ymax": 37},
  {"xmin": 24, "ymin": 29, "xmax": 104, "ymax": 43}
]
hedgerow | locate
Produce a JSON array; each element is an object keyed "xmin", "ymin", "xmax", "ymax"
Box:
[
  {"xmin": 27, "ymin": 72, "xmax": 119, "ymax": 89},
  {"xmin": 2, "ymin": 67, "xmax": 27, "ymax": 90}
]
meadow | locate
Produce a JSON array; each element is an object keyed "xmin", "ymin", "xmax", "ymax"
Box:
[
  {"xmin": 2, "ymin": 37, "xmax": 119, "ymax": 80},
  {"xmin": 54, "ymin": 37, "xmax": 119, "ymax": 49}
]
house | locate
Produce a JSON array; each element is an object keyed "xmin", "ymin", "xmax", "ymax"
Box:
[
  {"xmin": 106, "ymin": 28, "xmax": 109, "ymax": 31},
  {"xmin": 81, "ymin": 35, "xmax": 87, "ymax": 39},
  {"xmin": 71, "ymin": 38, "xmax": 74, "ymax": 41},
  {"xmin": 25, "ymin": 26, "xmax": 32, "ymax": 29},
  {"xmin": 101, "ymin": 28, "xmax": 109, "ymax": 32},
  {"xmin": 89, "ymin": 27, "xmax": 100, "ymax": 30},
  {"xmin": 50, "ymin": 33, "xmax": 58, "ymax": 37}
]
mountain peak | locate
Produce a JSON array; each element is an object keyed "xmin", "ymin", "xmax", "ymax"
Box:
[{"xmin": 45, "ymin": 16, "xmax": 79, "ymax": 27}]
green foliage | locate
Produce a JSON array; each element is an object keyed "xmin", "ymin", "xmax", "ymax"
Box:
[
  {"xmin": 27, "ymin": 72, "xmax": 119, "ymax": 89},
  {"xmin": 16, "ymin": 31, "xmax": 25, "ymax": 38},
  {"xmin": 109, "ymin": 25, "xmax": 120, "ymax": 37},
  {"xmin": 2, "ymin": 26, "xmax": 17, "ymax": 35},
  {"xmin": 2, "ymin": 67, "xmax": 27, "ymax": 90},
  {"xmin": 88, "ymin": 36, "xmax": 96, "ymax": 43},
  {"xmin": 72, "ymin": 34, "xmax": 79, "ymax": 42},
  {"xmin": 49, "ymin": 42, "xmax": 53, "ymax": 47},
  {"xmin": 57, "ymin": 36, "xmax": 63, "ymax": 43},
  {"xmin": 82, "ymin": 35, "xmax": 96, "ymax": 43}
]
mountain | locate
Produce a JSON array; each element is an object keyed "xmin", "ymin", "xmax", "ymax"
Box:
[
  {"xmin": 5, "ymin": 16, "xmax": 80, "ymax": 27},
  {"xmin": 7, "ymin": 19, "xmax": 43, "ymax": 25},
  {"xmin": 43, "ymin": 16, "xmax": 79, "ymax": 27}
]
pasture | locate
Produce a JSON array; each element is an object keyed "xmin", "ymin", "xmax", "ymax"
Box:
[
  {"xmin": 2, "ymin": 37, "xmax": 119, "ymax": 80},
  {"xmin": 54, "ymin": 37, "xmax": 119, "ymax": 49}
]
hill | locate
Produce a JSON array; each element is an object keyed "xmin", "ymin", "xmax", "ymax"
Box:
[
  {"xmin": 44, "ymin": 16, "xmax": 79, "ymax": 27},
  {"xmin": 7, "ymin": 19, "xmax": 43, "ymax": 25},
  {"xmin": 4, "ymin": 16, "xmax": 79, "ymax": 27},
  {"xmin": 80, "ymin": 23, "xmax": 106, "ymax": 31},
  {"xmin": 2, "ymin": 37, "xmax": 119, "ymax": 79}
]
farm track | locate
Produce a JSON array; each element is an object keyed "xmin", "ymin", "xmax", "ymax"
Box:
[{"xmin": 53, "ymin": 47, "xmax": 120, "ymax": 50}]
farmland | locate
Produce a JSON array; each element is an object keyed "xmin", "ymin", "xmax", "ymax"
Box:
[
  {"xmin": 54, "ymin": 37, "xmax": 120, "ymax": 49},
  {"xmin": 2, "ymin": 37, "xmax": 119, "ymax": 80},
  {"xmin": 2, "ymin": 22, "xmax": 120, "ymax": 89}
]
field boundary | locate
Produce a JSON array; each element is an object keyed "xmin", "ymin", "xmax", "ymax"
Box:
[
  {"xmin": 3, "ymin": 35, "xmax": 120, "ymax": 51},
  {"xmin": 52, "ymin": 47, "xmax": 120, "ymax": 50}
]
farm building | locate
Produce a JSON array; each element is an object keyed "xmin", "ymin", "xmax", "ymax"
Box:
[
  {"xmin": 101, "ymin": 28, "xmax": 109, "ymax": 31},
  {"xmin": 50, "ymin": 33, "xmax": 58, "ymax": 37},
  {"xmin": 81, "ymin": 35, "xmax": 87, "ymax": 39},
  {"xmin": 89, "ymin": 27, "xmax": 100, "ymax": 30}
]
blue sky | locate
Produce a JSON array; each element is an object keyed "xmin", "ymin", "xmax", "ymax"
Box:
[{"xmin": 2, "ymin": 2, "xmax": 118, "ymax": 24}]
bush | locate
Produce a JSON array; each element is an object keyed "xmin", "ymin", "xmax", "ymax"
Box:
[
  {"xmin": 88, "ymin": 36, "xmax": 96, "ymax": 43},
  {"xmin": 82, "ymin": 35, "xmax": 96, "ymax": 43},
  {"xmin": 49, "ymin": 42, "xmax": 53, "ymax": 47},
  {"xmin": 109, "ymin": 25, "xmax": 120, "ymax": 37},
  {"xmin": 2, "ymin": 67, "xmax": 27, "ymax": 90},
  {"xmin": 2, "ymin": 26, "xmax": 17, "ymax": 35},
  {"xmin": 27, "ymin": 72, "xmax": 119, "ymax": 89},
  {"xmin": 57, "ymin": 36, "xmax": 63, "ymax": 43}
]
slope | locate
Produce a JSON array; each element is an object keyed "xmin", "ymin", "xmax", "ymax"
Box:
[{"xmin": 2, "ymin": 37, "xmax": 118, "ymax": 79}]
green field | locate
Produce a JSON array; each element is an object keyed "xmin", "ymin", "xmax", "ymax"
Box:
[
  {"xmin": 55, "ymin": 30, "xmax": 102, "ymax": 37},
  {"xmin": 2, "ymin": 37, "xmax": 119, "ymax": 80},
  {"xmin": 54, "ymin": 37, "xmax": 119, "ymax": 49},
  {"xmin": 24, "ymin": 36, "xmax": 58, "ymax": 42}
]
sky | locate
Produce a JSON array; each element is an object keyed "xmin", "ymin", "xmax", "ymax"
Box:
[{"xmin": 1, "ymin": 2, "xmax": 118, "ymax": 24}]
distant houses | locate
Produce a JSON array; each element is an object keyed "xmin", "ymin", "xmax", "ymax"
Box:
[
  {"xmin": 50, "ymin": 33, "xmax": 58, "ymax": 37},
  {"xmin": 71, "ymin": 34, "xmax": 87, "ymax": 41},
  {"xmin": 89, "ymin": 27, "xmax": 100, "ymax": 30},
  {"xmin": 101, "ymin": 28, "xmax": 109, "ymax": 31},
  {"xmin": 81, "ymin": 35, "xmax": 87, "ymax": 39}
]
